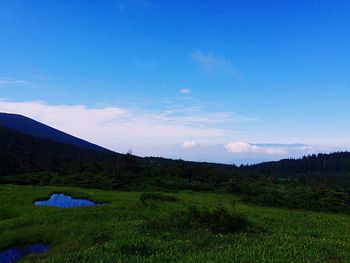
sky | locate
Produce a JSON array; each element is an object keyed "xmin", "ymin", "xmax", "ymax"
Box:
[{"xmin": 0, "ymin": 0, "xmax": 349, "ymax": 164}]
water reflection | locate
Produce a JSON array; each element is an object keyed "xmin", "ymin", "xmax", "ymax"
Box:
[
  {"xmin": 0, "ymin": 244, "xmax": 50, "ymax": 263},
  {"xmin": 35, "ymin": 193, "xmax": 97, "ymax": 208}
]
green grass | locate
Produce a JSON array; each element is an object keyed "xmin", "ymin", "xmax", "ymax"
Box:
[{"xmin": 1, "ymin": 185, "xmax": 350, "ymax": 262}]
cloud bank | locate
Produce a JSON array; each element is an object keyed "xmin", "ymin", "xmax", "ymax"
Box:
[
  {"xmin": 225, "ymin": 141, "xmax": 287, "ymax": 155},
  {"xmin": 0, "ymin": 99, "xmax": 233, "ymax": 146},
  {"xmin": 0, "ymin": 99, "xmax": 329, "ymax": 164}
]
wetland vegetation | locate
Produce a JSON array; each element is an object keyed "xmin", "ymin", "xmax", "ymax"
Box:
[{"xmin": 1, "ymin": 185, "xmax": 350, "ymax": 262}]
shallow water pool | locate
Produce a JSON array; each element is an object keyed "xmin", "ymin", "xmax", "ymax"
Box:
[
  {"xmin": 35, "ymin": 193, "xmax": 97, "ymax": 208},
  {"xmin": 0, "ymin": 244, "xmax": 50, "ymax": 263}
]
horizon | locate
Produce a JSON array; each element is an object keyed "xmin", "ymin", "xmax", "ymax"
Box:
[{"xmin": 1, "ymin": 0, "xmax": 349, "ymax": 164}]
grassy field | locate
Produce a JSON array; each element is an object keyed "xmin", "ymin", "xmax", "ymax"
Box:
[{"xmin": 1, "ymin": 185, "xmax": 350, "ymax": 262}]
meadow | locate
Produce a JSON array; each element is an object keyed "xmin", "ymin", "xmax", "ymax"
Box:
[{"xmin": 1, "ymin": 184, "xmax": 350, "ymax": 262}]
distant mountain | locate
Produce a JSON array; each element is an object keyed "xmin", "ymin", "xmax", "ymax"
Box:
[
  {"xmin": 0, "ymin": 113, "xmax": 111, "ymax": 153},
  {"xmin": 0, "ymin": 124, "xmax": 115, "ymax": 176},
  {"xmin": 240, "ymin": 151, "xmax": 350, "ymax": 184}
]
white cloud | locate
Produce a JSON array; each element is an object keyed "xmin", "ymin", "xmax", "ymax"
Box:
[
  {"xmin": 0, "ymin": 78, "xmax": 29, "ymax": 86},
  {"xmin": 225, "ymin": 141, "xmax": 286, "ymax": 155},
  {"xmin": 180, "ymin": 88, "xmax": 191, "ymax": 94},
  {"xmin": 225, "ymin": 141, "xmax": 254, "ymax": 153},
  {"xmin": 131, "ymin": 142, "xmax": 321, "ymax": 165},
  {"xmin": 0, "ymin": 99, "xmax": 326, "ymax": 163},
  {"xmin": 191, "ymin": 50, "xmax": 239, "ymax": 78},
  {"xmin": 0, "ymin": 100, "xmax": 236, "ymax": 149},
  {"xmin": 182, "ymin": 140, "xmax": 197, "ymax": 148}
]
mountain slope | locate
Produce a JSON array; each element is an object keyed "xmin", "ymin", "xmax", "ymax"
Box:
[
  {"xmin": 0, "ymin": 112, "xmax": 111, "ymax": 153},
  {"xmin": 0, "ymin": 124, "xmax": 114, "ymax": 177}
]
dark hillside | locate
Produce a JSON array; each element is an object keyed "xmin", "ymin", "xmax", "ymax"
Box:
[
  {"xmin": 241, "ymin": 152, "xmax": 350, "ymax": 184},
  {"xmin": 0, "ymin": 125, "xmax": 114, "ymax": 177},
  {"xmin": 0, "ymin": 113, "xmax": 111, "ymax": 153}
]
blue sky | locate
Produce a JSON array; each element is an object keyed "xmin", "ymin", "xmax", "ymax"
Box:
[{"xmin": 0, "ymin": 0, "xmax": 349, "ymax": 164}]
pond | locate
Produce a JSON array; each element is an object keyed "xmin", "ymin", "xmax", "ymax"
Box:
[
  {"xmin": 35, "ymin": 193, "xmax": 98, "ymax": 208},
  {"xmin": 0, "ymin": 244, "xmax": 50, "ymax": 263}
]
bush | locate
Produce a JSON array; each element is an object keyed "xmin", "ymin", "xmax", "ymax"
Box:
[
  {"xmin": 188, "ymin": 206, "xmax": 248, "ymax": 234},
  {"xmin": 139, "ymin": 192, "xmax": 178, "ymax": 206},
  {"xmin": 233, "ymin": 179, "xmax": 350, "ymax": 214},
  {"xmin": 143, "ymin": 205, "xmax": 249, "ymax": 234}
]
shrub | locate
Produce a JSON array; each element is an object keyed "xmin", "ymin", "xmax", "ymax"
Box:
[
  {"xmin": 143, "ymin": 205, "xmax": 249, "ymax": 234},
  {"xmin": 139, "ymin": 192, "xmax": 178, "ymax": 206},
  {"xmin": 188, "ymin": 206, "xmax": 248, "ymax": 234}
]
